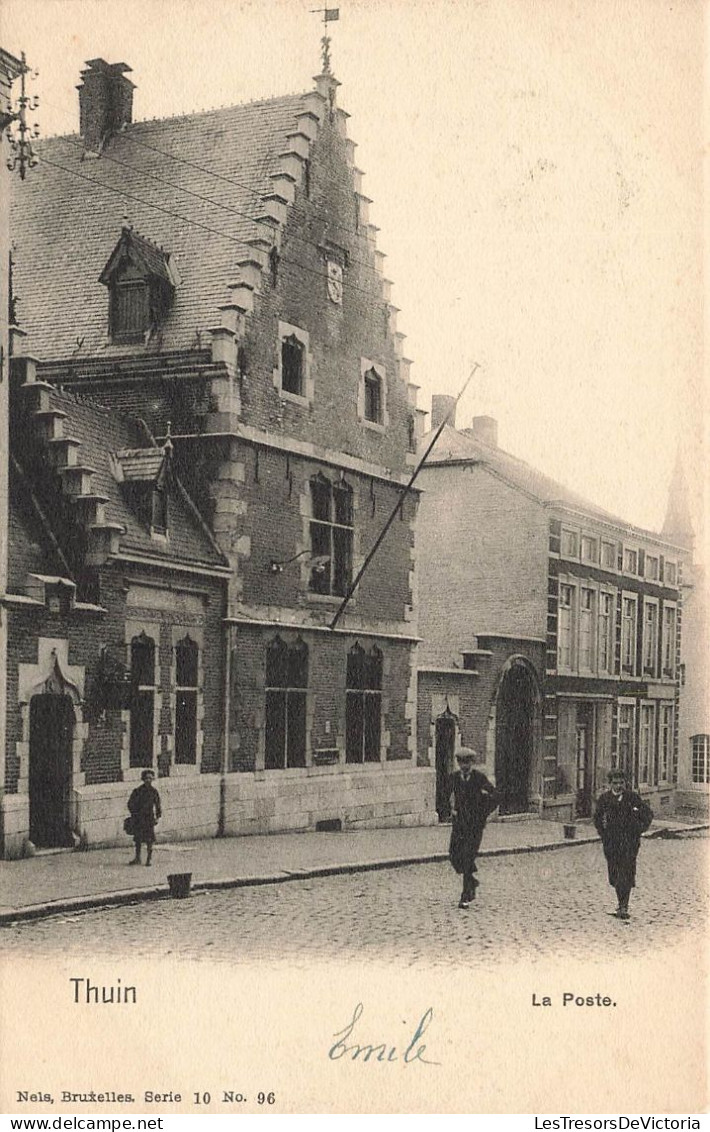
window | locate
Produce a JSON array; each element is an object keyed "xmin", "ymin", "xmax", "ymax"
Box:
[
  {"xmin": 345, "ymin": 644, "xmax": 382, "ymax": 764},
  {"xmin": 665, "ymin": 561, "xmax": 677, "ymax": 586},
  {"xmin": 579, "ymin": 587, "xmax": 595, "ymax": 670},
  {"xmin": 281, "ymin": 335, "xmax": 305, "ymax": 396},
  {"xmin": 623, "ymin": 548, "xmax": 638, "ymax": 574},
  {"xmin": 598, "ymin": 591, "xmax": 615, "ymax": 673},
  {"xmin": 264, "ymin": 637, "xmax": 307, "ymax": 770},
  {"xmin": 130, "ymin": 632, "xmax": 156, "ymax": 768},
  {"xmin": 659, "ymin": 705, "xmax": 673, "ymax": 782},
  {"xmin": 601, "ymin": 540, "xmax": 616, "ymax": 569},
  {"xmin": 175, "ymin": 635, "xmax": 198, "ymax": 765},
  {"xmin": 558, "ymin": 582, "xmax": 575, "ymax": 669},
  {"xmin": 645, "ymin": 555, "xmax": 659, "ymax": 581},
  {"xmin": 111, "ymin": 281, "xmax": 150, "ymax": 343},
  {"xmin": 642, "ymin": 601, "xmax": 659, "ymax": 676},
  {"xmin": 309, "ymin": 474, "xmax": 353, "ymax": 597},
  {"xmin": 617, "ymin": 703, "xmax": 634, "ymax": 776},
  {"xmin": 662, "ymin": 605, "xmax": 676, "ymax": 677},
  {"xmin": 581, "ymin": 536, "xmax": 598, "ymax": 564},
  {"xmin": 621, "ymin": 595, "xmax": 637, "ymax": 675},
  {"xmin": 561, "ymin": 529, "xmax": 578, "ymax": 558},
  {"xmin": 691, "ymin": 735, "xmax": 710, "ymax": 785},
  {"xmin": 639, "ymin": 703, "xmax": 655, "ymax": 785},
  {"xmin": 151, "ymin": 484, "xmax": 168, "ymax": 534},
  {"xmin": 364, "ymin": 367, "xmax": 383, "ymax": 423}
]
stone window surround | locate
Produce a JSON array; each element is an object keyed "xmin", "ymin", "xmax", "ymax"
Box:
[
  {"xmin": 168, "ymin": 625, "xmax": 205, "ymax": 777},
  {"xmin": 274, "ymin": 321, "xmax": 313, "ymax": 405},
  {"xmin": 620, "ymin": 590, "xmax": 639, "ymax": 677},
  {"xmin": 299, "ymin": 470, "xmax": 362, "ymax": 610},
  {"xmin": 258, "ymin": 632, "xmax": 314, "ymax": 772},
  {"xmin": 661, "ymin": 600, "xmax": 677, "ymax": 679},
  {"xmin": 638, "ymin": 699, "xmax": 656, "ymax": 786},
  {"xmin": 123, "ymin": 618, "xmax": 162, "ymax": 782},
  {"xmin": 358, "ymin": 357, "xmax": 388, "ymax": 432},
  {"xmin": 641, "ymin": 596, "xmax": 660, "ymax": 679}
]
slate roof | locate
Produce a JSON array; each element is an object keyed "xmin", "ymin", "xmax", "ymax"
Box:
[
  {"xmin": 99, "ymin": 226, "xmax": 179, "ymax": 288},
  {"xmin": 8, "ymin": 463, "xmax": 71, "ymax": 592},
  {"xmin": 421, "ymin": 423, "xmax": 663, "ymax": 537},
  {"xmin": 31, "ymin": 389, "xmax": 229, "ymax": 570},
  {"xmin": 10, "ymin": 93, "xmax": 308, "ymax": 360}
]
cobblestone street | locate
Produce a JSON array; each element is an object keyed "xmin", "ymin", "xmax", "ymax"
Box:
[{"xmin": 1, "ymin": 835, "xmax": 706, "ymax": 968}]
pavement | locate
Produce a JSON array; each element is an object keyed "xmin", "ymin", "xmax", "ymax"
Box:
[{"xmin": 1, "ymin": 814, "xmax": 706, "ymax": 925}]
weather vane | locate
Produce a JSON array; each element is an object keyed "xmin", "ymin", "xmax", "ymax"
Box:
[
  {"xmin": 311, "ymin": 7, "xmax": 339, "ymax": 74},
  {"xmin": 5, "ymin": 51, "xmax": 40, "ymax": 180}
]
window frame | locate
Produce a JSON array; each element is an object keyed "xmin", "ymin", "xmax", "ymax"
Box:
[
  {"xmin": 359, "ymin": 358, "xmax": 388, "ymax": 432},
  {"xmin": 174, "ymin": 634, "xmax": 199, "ymax": 767},
  {"xmin": 308, "ymin": 474, "xmax": 354, "ymax": 599},
  {"xmin": 616, "ymin": 700, "xmax": 635, "ymax": 777},
  {"xmin": 597, "ymin": 588, "xmax": 615, "ymax": 674},
  {"xmin": 621, "ymin": 592, "xmax": 638, "ymax": 676},
  {"xmin": 560, "ymin": 528, "xmax": 579, "ymax": 560},
  {"xmin": 578, "ymin": 585, "xmax": 596, "ymax": 672},
  {"xmin": 623, "ymin": 547, "xmax": 638, "ymax": 575},
  {"xmin": 580, "ymin": 535, "xmax": 598, "ymax": 565},
  {"xmin": 345, "ymin": 643, "xmax": 383, "ymax": 764},
  {"xmin": 659, "ymin": 703, "xmax": 673, "ymax": 783},
  {"xmin": 661, "ymin": 602, "xmax": 677, "ymax": 678},
  {"xmin": 642, "ymin": 598, "xmax": 659, "ymax": 678},
  {"xmin": 601, "ymin": 540, "xmax": 616, "ymax": 569},
  {"xmin": 110, "ymin": 279, "xmax": 151, "ymax": 344},
  {"xmin": 557, "ymin": 579, "xmax": 577, "ymax": 671},
  {"xmin": 691, "ymin": 734, "xmax": 710, "ymax": 786},
  {"xmin": 638, "ymin": 701, "xmax": 656, "ymax": 786},
  {"xmin": 275, "ymin": 321, "xmax": 312, "ymax": 404},
  {"xmin": 129, "ymin": 631, "xmax": 157, "ymax": 769},
  {"xmin": 264, "ymin": 636, "xmax": 308, "ymax": 771}
]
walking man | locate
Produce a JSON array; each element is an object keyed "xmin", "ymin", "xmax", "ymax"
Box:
[
  {"xmin": 594, "ymin": 769, "xmax": 653, "ymax": 919},
  {"xmin": 127, "ymin": 769, "xmax": 161, "ymax": 866},
  {"xmin": 449, "ymin": 746, "xmax": 500, "ymax": 909}
]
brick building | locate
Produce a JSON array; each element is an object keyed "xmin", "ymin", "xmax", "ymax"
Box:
[
  {"xmin": 417, "ymin": 400, "xmax": 687, "ymax": 823},
  {"xmin": 4, "ymin": 58, "xmax": 430, "ymax": 854}
]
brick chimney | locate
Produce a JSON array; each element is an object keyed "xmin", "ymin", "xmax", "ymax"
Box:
[
  {"xmin": 78, "ymin": 59, "xmax": 135, "ymax": 154},
  {"xmin": 430, "ymin": 394, "xmax": 456, "ymax": 432},
  {"xmin": 469, "ymin": 415, "xmax": 498, "ymax": 447}
]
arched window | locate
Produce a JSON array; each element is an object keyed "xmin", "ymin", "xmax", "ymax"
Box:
[
  {"xmin": 130, "ymin": 632, "xmax": 156, "ymax": 768},
  {"xmin": 175, "ymin": 635, "xmax": 199, "ymax": 765},
  {"xmin": 265, "ymin": 637, "xmax": 308, "ymax": 769},
  {"xmin": 281, "ymin": 334, "xmax": 304, "ymax": 396},
  {"xmin": 364, "ymin": 367, "xmax": 383, "ymax": 423},
  {"xmin": 345, "ymin": 643, "xmax": 382, "ymax": 764},
  {"xmin": 309, "ymin": 474, "xmax": 353, "ymax": 596}
]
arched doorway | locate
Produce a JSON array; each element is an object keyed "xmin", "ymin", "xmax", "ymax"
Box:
[
  {"xmin": 494, "ymin": 658, "xmax": 540, "ymax": 815},
  {"xmin": 29, "ymin": 693, "xmax": 76, "ymax": 848},
  {"xmin": 434, "ymin": 709, "xmax": 457, "ymax": 821}
]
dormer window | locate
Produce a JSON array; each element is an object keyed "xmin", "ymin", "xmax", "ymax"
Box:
[
  {"xmin": 110, "ymin": 443, "xmax": 172, "ymax": 538},
  {"xmin": 99, "ymin": 225, "xmax": 178, "ymax": 345}
]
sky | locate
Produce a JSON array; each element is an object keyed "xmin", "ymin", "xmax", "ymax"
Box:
[{"xmin": 1, "ymin": 0, "xmax": 705, "ymax": 536}]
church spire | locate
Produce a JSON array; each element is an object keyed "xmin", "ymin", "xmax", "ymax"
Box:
[{"xmin": 662, "ymin": 442, "xmax": 695, "ymax": 551}]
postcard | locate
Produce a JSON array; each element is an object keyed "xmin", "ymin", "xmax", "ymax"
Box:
[{"xmin": 0, "ymin": 0, "xmax": 706, "ymax": 1116}]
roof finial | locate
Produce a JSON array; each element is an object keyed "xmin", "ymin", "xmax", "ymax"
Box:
[{"xmin": 311, "ymin": 6, "xmax": 339, "ymax": 74}]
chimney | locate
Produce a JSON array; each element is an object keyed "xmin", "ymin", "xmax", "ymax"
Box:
[
  {"xmin": 78, "ymin": 59, "xmax": 135, "ymax": 154},
  {"xmin": 470, "ymin": 415, "xmax": 498, "ymax": 447},
  {"xmin": 431, "ymin": 394, "xmax": 456, "ymax": 432}
]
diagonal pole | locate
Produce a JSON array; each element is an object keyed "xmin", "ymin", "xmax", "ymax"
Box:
[{"xmin": 329, "ymin": 363, "xmax": 480, "ymax": 630}]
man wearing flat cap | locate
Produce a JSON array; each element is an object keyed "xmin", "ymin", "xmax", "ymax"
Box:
[
  {"xmin": 448, "ymin": 746, "xmax": 500, "ymax": 909},
  {"xmin": 594, "ymin": 768, "xmax": 652, "ymax": 919}
]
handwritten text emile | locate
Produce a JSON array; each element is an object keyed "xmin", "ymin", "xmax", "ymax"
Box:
[{"xmin": 328, "ymin": 1003, "xmax": 439, "ymax": 1065}]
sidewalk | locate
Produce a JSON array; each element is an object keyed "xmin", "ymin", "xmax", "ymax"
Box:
[{"xmin": 1, "ymin": 816, "xmax": 705, "ymax": 924}]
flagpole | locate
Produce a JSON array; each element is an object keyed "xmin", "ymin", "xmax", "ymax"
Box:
[{"xmin": 329, "ymin": 363, "xmax": 480, "ymax": 631}]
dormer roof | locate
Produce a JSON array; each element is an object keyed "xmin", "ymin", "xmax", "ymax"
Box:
[{"xmin": 99, "ymin": 226, "xmax": 180, "ymax": 289}]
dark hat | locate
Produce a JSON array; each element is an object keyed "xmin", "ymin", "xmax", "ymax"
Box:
[
  {"xmin": 455, "ymin": 746, "xmax": 477, "ymax": 763},
  {"xmin": 608, "ymin": 769, "xmax": 626, "ymax": 782},
  {"xmin": 141, "ymin": 769, "xmax": 155, "ymax": 782}
]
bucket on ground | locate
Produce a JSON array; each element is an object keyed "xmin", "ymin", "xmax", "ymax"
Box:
[
  {"xmin": 562, "ymin": 823, "xmax": 576, "ymax": 840},
  {"xmin": 167, "ymin": 872, "xmax": 192, "ymax": 899}
]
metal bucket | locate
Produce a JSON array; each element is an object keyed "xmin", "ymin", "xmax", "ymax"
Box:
[
  {"xmin": 167, "ymin": 872, "xmax": 192, "ymax": 899},
  {"xmin": 563, "ymin": 823, "xmax": 576, "ymax": 840}
]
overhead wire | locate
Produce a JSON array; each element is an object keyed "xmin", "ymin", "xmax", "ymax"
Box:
[{"xmin": 38, "ymin": 95, "xmax": 392, "ymax": 283}]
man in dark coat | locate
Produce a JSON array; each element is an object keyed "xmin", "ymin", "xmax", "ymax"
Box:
[
  {"xmin": 594, "ymin": 769, "xmax": 653, "ymax": 919},
  {"xmin": 448, "ymin": 747, "xmax": 500, "ymax": 909},
  {"xmin": 127, "ymin": 769, "xmax": 161, "ymax": 866}
]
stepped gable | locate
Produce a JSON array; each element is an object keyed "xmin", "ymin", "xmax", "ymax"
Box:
[
  {"xmin": 18, "ymin": 380, "xmax": 228, "ymax": 570},
  {"xmin": 421, "ymin": 422, "xmax": 663, "ymax": 535},
  {"xmin": 7, "ymin": 461, "xmax": 72, "ymax": 591},
  {"xmin": 10, "ymin": 92, "xmax": 308, "ymax": 360}
]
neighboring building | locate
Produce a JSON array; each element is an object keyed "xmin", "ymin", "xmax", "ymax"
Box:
[
  {"xmin": 4, "ymin": 56, "xmax": 429, "ymax": 855},
  {"xmin": 417, "ymin": 399, "xmax": 687, "ymax": 822},
  {"xmin": 663, "ymin": 449, "xmax": 709, "ymax": 815}
]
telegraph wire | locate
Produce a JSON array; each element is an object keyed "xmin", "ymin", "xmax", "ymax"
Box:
[
  {"xmin": 39, "ymin": 154, "xmax": 404, "ymax": 312},
  {"xmin": 39, "ymin": 95, "xmax": 388, "ymax": 278}
]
